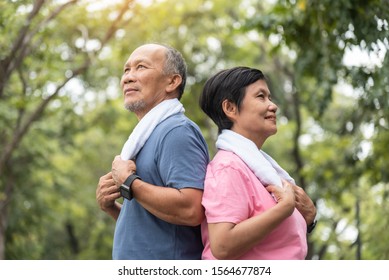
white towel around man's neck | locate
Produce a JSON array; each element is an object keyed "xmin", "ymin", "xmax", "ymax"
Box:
[
  {"xmin": 216, "ymin": 129, "xmax": 295, "ymax": 188},
  {"xmin": 120, "ymin": 98, "xmax": 184, "ymax": 160}
]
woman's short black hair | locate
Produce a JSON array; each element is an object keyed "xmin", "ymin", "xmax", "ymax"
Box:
[{"xmin": 199, "ymin": 66, "xmax": 266, "ymax": 133}]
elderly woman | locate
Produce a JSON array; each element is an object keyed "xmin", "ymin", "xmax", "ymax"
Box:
[{"xmin": 199, "ymin": 66, "xmax": 316, "ymax": 260}]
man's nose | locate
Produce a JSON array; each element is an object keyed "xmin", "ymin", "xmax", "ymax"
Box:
[{"xmin": 122, "ymin": 70, "xmax": 136, "ymax": 84}]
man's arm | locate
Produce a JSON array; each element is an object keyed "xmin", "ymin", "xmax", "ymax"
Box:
[
  {"xmin": 132, "ymin": 180, "xmax": 204, "ymax": 226},
  {"xmin": 111, "ymin": 155, "xmax": 204, "ymax": 226}
]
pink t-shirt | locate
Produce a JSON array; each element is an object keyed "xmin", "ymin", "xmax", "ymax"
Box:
[{"xmin": 201, "ymin": 150, "xmax": 308, "ymax": 260}]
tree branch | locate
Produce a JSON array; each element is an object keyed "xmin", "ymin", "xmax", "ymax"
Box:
[
  {"xmin": 0, "ymin": 1, "xmax": 80, "ymax": 99},
  {"xmin": 0, "ymin": 0, "xmax": 134, "ymax": 176},
  {"xmin": 0, "ymin": 61, "xmax": 88, "ymax": 176},
  {"xmin": 100, "ymin": 0, "xmax": 134, "ymax": 49},
  {"xmin": 0, "ymin": 0, "xmax": 45, "ymax": 98}
]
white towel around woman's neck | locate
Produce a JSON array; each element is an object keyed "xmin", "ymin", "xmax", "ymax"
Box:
[
  {"xmin": 120, "ymin": 98, "xmax": 184, "ymax": 160},
  {"xmin": 216, "ymin": 129, "xmax": 295, "ymax": 188}
]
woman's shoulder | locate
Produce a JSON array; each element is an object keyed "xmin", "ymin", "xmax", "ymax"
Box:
[{"xmin": 210, "ymin": 150, "xmax": 249, "ymax": 172}]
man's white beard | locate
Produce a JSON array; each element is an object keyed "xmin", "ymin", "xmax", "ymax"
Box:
[{"xmin": 125, "ymin": 100, "xmax": 146, "ymax": 113}]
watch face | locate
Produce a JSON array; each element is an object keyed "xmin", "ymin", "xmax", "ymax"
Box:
[{"xmin": 120, "ymin": 185, "xmax": 132, "ymax": 200}]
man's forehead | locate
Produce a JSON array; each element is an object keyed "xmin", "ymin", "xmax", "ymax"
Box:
[
  {"xmin": 134, "ymin": 43, "xmax": 165, "ymax": 52},
  {"xmin": 125, "ymin": 44, "xmax": 166, "ymax": 65}
]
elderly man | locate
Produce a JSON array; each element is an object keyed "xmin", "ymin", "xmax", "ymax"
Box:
[{"xmin": 96, "ymin": 43, "xmax": 209, "ymax": 260}]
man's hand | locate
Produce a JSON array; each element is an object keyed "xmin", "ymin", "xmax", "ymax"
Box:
[
  {"xmin": 292, "ymin": 184, "xmax": 316, "ymax": 225},
  {"xmin": 96, "ymin": 171, "xmax": 121, "ymax": 220},
  {"xmin": 111, "ymin": 155, "xmax": 137, "ymax": 186}
]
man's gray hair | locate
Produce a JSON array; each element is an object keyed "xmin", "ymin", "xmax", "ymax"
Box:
[{"xmin": 162, "ymin": 45, "xmax": 187, "ymax": 100}]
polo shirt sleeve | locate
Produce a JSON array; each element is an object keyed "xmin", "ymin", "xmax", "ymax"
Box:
[
  {"xmin": 157, "ymin": 124, "xmax": 209, "ymax": 190},
  {"xmin": 202, "ymin": 155, "xmax": 254, "ymax": 225}
]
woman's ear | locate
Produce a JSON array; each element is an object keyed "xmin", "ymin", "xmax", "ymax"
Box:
[
  {"xmin": 222, "ymin": 99, "xmax": 237, "ymax": 120},
  {"xmin": 166, "ymin": 74, "xmax": 182, "ymax": 94}
]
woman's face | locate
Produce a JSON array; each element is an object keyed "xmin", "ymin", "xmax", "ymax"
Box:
[{"xmin": 230, "ymin": 79, "xmax": 278, "ymax": 147}]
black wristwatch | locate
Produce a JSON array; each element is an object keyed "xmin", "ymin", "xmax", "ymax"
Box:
[
  {"xmin": 120, "ymin": 174, "xmax": 141, "ymax": 201},
  {"xmin": 307, "ymin": 220, "xmax": 317, "ymax": 234}
]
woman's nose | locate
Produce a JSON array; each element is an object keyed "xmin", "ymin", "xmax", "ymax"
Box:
[{"xmin": 269, "ymin": 100, "xmax": 278, "ymax": 112}]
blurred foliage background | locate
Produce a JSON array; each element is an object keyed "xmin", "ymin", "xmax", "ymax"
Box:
[{"xmin": 0, "ymin": 0, "xmax": 388, "ymax": 260}]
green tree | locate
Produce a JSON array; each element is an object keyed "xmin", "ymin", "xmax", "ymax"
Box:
[
  {"xmin": 1, "ymin": 0, "xmax": 274, "ymax": 259},
  {"xmin": 2, "ymin": 0, "xmax": 388, "ymax": 260},
  {"xmin": 0, "ymin": 0, "xmax": 133, "ymax": 259}
]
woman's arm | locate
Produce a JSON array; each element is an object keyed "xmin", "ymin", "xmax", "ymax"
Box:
[{"xmin": 208, "ymin": 182, "xmax": 295, "ymax": 260}]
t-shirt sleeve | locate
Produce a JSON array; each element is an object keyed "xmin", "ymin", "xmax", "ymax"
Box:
[
  {"xmin": 202, "ymin": 162, "xmax": 252, "ymax": 225},
  {"xmin": 158, "ymin": 124, "xmax": 209, "ymax": 190}
]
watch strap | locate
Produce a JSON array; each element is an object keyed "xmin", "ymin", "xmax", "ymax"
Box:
[
  {"xmin": 120, "ymin": 174, "xmax": 141, "ymax": 200},
  {"xmin": 307, "ymin": 220, "xmax": 317, "ymax": 234}
]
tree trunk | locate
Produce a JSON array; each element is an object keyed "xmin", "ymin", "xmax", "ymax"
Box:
[
  {"xmin": 0, "ymin": 168, "xmax": 14, "ymax": 260},
  {"xmin": 0, "ymin": 211, "xmax": 7, "ymax": 260},
  {"xmin": 0, "ymin": 0, "xmax": 133, "ymax": 259}
]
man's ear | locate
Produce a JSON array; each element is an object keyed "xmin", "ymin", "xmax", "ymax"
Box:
[
  {"xmin": 222, "ymin": 99, "xmax": 237, "ymax": 120},
  {"xmin": 166, "ymin": 74, "xmax": 182, "ymax": 94}
]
